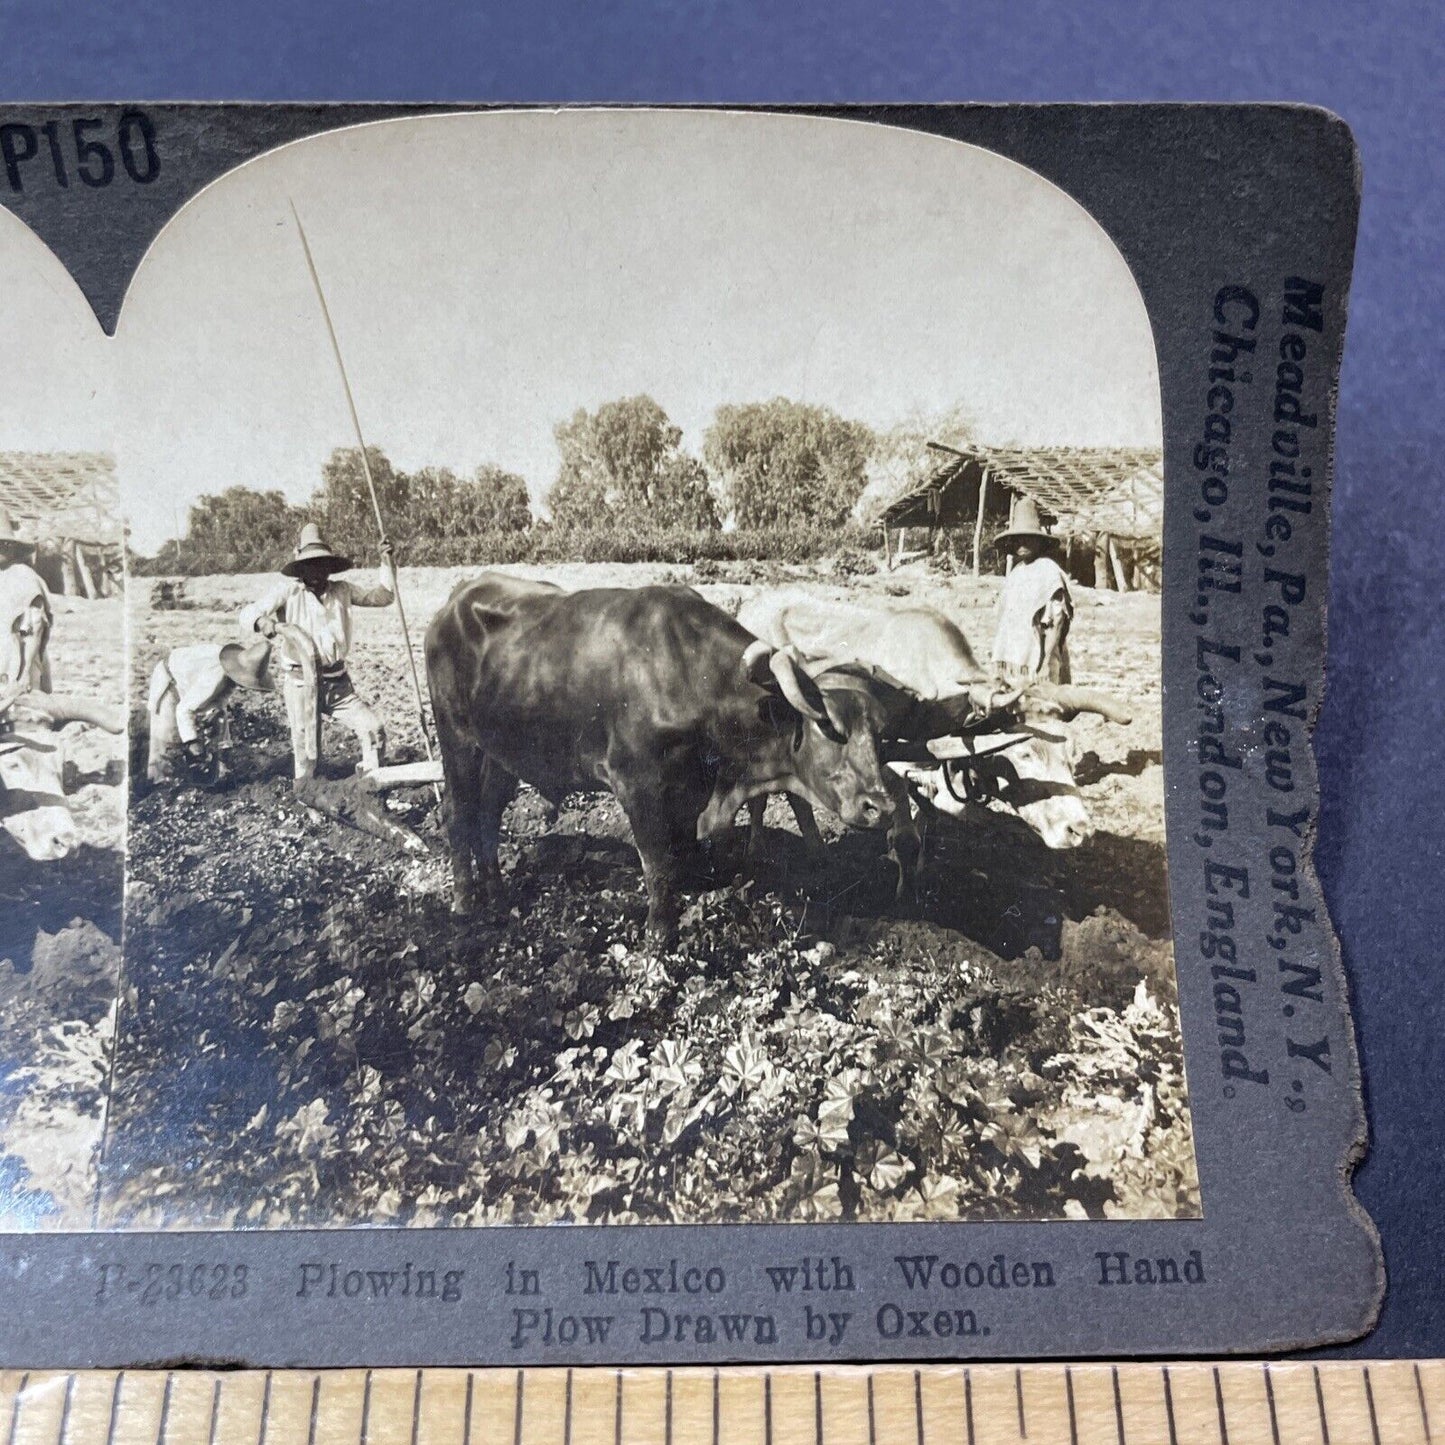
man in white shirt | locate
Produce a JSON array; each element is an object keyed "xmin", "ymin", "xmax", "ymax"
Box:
[
  {"xmin": 145, "ymin": 638, "xmax": 272, "ymax": 785},
  {"xmin": 239, "ymin": 523, "xmax": 395, "ymax": 776},
  {"xmin": 0, "ymin": 508, "xmax": 51, "ymax": 704},
  {"xmin": 990, "ymin": 497, "xmax": 1073, "ymax": 684}
]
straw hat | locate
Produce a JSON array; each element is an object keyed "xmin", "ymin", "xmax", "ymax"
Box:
[
  {"xmin": 218, "ymin": 638, "xmax": 274, "ymax": 692},
  {"xmin": 0, "ymin": 508, "xmax": 34, "ymax": 561},
  {"xmin": 996, "ymin": 497, "xmax": 1056, "ymax": 553},
  {"xmin": 280, "ymin": 523, "xmax": 352, "ymax": 578}
]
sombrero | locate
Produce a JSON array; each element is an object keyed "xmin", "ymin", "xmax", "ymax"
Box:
[
  {"xmin": 218, "ymin": 638, "xmax": 274, "ymax": 692},
  {"xmin": 995, "ymin": 497, "xmax": 1057, "ymax": 553},
  {"xmin": 280, "ymin": 522, "xmax": 352, "ymax": 578}
]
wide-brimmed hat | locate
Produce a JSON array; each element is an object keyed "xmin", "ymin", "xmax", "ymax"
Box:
[
  {"xmin": 218, "ymin": 638, "xmax": 274, "ymax": 691},
  {"xmin": 281, "ymin": 522, "xmax": 352, "ymax": 578},
  {"xmin": 0, "ymin": 507, "xmax": 34, "ymax": 560},
  {"xmin": 996, "ymin": 497, "xmax": 1057, "ymax": 553}
]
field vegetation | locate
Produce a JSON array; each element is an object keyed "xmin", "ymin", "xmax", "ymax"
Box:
[{"xmin": 104, "ymin": 560, "xmax": 1197, "ymax": 1229}]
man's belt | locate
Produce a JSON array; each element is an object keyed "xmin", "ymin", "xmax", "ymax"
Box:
[{"xmin": 282, "ymin": 660, "xmax": 347, "ymax": 677}]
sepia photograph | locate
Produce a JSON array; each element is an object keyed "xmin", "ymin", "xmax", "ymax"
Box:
[
  {"xmin": 0, "ymin": 208, "xmax": 127, "ymax": 1229},
  {"xmin": 9, "ymin": 110, "xmax": 1199, "ymax": 1232}
]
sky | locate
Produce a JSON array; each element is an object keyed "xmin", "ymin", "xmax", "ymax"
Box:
[
  {"xmin": 0, "ymin": 207, "xmax": 110, "ymax": 458},
  {"xmin": 0, "ymin": 110, "xmax": 1162, "ymax": 555}
]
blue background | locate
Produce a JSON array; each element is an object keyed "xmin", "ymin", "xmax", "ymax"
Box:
[{"xmin": 1, "ymin": 0, "xmax": 1439, "ymax": 1358}]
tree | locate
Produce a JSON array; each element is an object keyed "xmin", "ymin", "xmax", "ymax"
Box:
[
  {"xmin": 184, "ymin": 486, "xmax": 306, "ymax": 571},
  {"xmin": 703, "ymin": 400, "xmax": 874, "ymax": 529},
  {"xmin": 548, "ymin": 396, "xmax": 718, "ymax": 531},
  {"xmin": 466, "ymin": 464, "xmax": 533, "ymax": 532},
  {"xmin": 317, "ymin": 446, "xmax": 405, "ymax": 558},
  {"xmin": 856, "ymin": 402, "xmax": 978, "ymax": 522},
  {"xmin": 402, "ymin": 464, "xmax": 532, "ymax": 540}
]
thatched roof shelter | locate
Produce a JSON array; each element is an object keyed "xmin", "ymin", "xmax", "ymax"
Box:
[
  {"xmin": 879, "ymin": 441, "xmax": 1162, "ymax": 539},
  {"xmin": 0, "ymin": 452, "xmax": 121, "ymax": 544},
  {"xmin": 0, "ymin": 452, "xmax": 122, "ymax": 595}
]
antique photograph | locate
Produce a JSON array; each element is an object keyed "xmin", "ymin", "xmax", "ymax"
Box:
[
  {"xmin": 0, "ymin": 205, "xmax": 127, "ymax": 1229},
  {"xmin": 10, "ymin": 110, "xmax": 1199, "ymax": 1231}
]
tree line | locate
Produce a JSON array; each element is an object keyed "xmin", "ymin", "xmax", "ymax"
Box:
[{"xmin": 138, "ymin": 395, "xmax": 895, "ymax": 574}]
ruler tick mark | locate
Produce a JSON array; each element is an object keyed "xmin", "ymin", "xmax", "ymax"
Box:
[
  {"xmin": 1112, "ymin": 1365, "xmax": 1125, "ymax": 1445},
  {"xmin": 1416, "ymin": 1364, "xmax": 1433, "ymax": 1445},
  {"xmin": 5, "ymin": 1369, "xmax": 27, "ymax": 1445},
  {"xmin": 106, "ymin": 1372, "xmax": 125, "ymax": 1445},
  {"xmin": 1213, "ymin": 1366, "xmax": 1229, "ymax": 1445},
  {"xmin": 1016, "ymin": 1367, "xmax": 1027, "ymax": 1439},
  {"xmin": 765, "ymin": 1372, "xmax": 773, "ymax": 1445},
  {"xmin": 814, "ymin": 1371, "xmax": 823, "ymax": 1445},
  {"xmin": 867, "ymin": 1374, "xmax": 876, "ymax": 1445},
  {"xmin": 360, "ymin": 1372, "xmax": 381, "ymax": 1445},
  {"xmin": 613, "ymin": 1369, "xmax": 622, "ymax": 1445},
  {"xmin": 565, "ymin": 1370, "xmax": 573, "ymax": 1445},
  {"xmin": 409, "ymin": 1370, "xmax": 422, "ymax": 1445},
  {"xmin": 515, "ymin": 1370, "xmax": 525, "ymax": 1445},
  {"xmin": 360, "ymin": 1371, "xmax": 373, "ymax": 1445},
  {"xmin": 1363, "ymin": 1366, "xmax": 1381, "ymax": 1445},
  {"xmin": 1263, "ymin": 1364, "xmax": 1280, "ymax": 1445},
  {"xmin": 206, "ymin": 1376, "xmax": 221, "ymax": 1445},
  {"xmin": 712, "ymin": 1370, "xmax": 719, "ymax": 1445},
  {"xmin": 306, "ymin": 1377, "xmax": 320, "ymax": 1445},
  {"xmin": 6, "ymin": 1372, "xmax": 27, "ymax": 1445},
  {"xmin": 964, "ymin": 1369, "xmax": 975, "ymax": 1445},
  {"xmin": 258, "ymin": 1371, "xmax": 272, "ymax": 1445},
  {"xmin": 1313, "ymin": 1365, "xmax": 1330, "ymax": 1445},
  {"xmin": 58, "ymin": 1369, "xmax": 75, "ymax": 1445},
  {"xmin": 914, "ymin": 1369, "xmax": 924, "ymax": 1445},
  {"xmin": 666, "ymin": 1371, "xmax": 673, "ymax": 1445},
  {"xmin": 1163, "ymin": 1366, "xmax": 1178, "ymax": 1445},
  {"xmin": 1066, "ymin": 1367, "xmax": 1078, "ymax": 1445},
  {"xmin": 462, "ymin": 1374, "xmax": 473, "ymax": 1445},
  {"xmin": 158, "ymin": 1373, "xmax": 174, "ymax": 1445}
]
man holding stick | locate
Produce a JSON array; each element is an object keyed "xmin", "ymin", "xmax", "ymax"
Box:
[{"xmin": 240, "ymin": 523, "xmax": 395, "ymax": 777}]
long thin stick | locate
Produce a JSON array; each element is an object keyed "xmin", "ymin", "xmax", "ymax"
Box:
[{"xmin": 289, "ymin": 200, "xmax": 439, "ymax": 792}]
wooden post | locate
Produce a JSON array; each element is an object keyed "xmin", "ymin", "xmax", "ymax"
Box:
[
  {"xmin": 883, "ymin": 526, "xmax": 893, "ymax": 571},
  {"xmin": 1094, "ymin": 531, "xmax": 1111, "ymax": 590},
  {"xmin": 75, "ymin": 543, "xmax": 97, "ymax": 599},
  {"xmin": 972, "ymin": 471, "xmax": 989, "ymax": 577},
  {"xmin": 1108, "ymin": 534, "xmax": 1130, "ymax": 592},
  {"xmin": 59, "ymin": 540, "xmax": 79, "ymax": 597}
]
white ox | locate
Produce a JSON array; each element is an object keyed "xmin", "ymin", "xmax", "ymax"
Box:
[
  {"xmin": 734, "ymin": 591, "xmax": 1131, "ymax": 887},
  {"xmin": 0, "ymin": 690, "xmax": 123, "ymax": 860}
]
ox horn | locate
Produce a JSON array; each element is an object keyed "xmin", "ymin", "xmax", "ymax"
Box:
[
  {"xmin": 741, "ymin": 638, "xmax": 774, "ymax": 683},
  {"xmin": 742, "ymin": 640, "xmax": 845, "ymax": 735},
  {"xmin": 1025, "ymin": 681, "xmax": 1133, "ymax": 726},
  {"xmin": 769, "ymin": 647, "xmax": 831, "ymax": 727},
  {"xmin": 10, "ymin": 691, "xmax": 125, "ymax": 734},
  {"xmin": 968, "ymin": 681, "xmax": 1024, "ymax": 715}
]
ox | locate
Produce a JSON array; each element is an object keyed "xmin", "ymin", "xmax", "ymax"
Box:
[
  {"xmin": 1, "ymin": 689, "xmax": 123, "ymax": 861},
  {"xmin": 425, "ymin": 575, "xmax": 898, "ymax": 944},
  {"xmin": 734, "ymin": 592, "xmax": 1131, "ymax": 890}
]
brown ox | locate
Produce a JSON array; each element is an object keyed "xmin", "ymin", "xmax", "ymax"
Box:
[{"xmin": 425, "ymin": 575, "xmax": 899, "ymax": 945}]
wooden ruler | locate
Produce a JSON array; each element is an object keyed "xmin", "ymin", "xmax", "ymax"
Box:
[{"xmin": 1, "ymin": 1363, "xmax": 1439, "ymax": 1445}]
